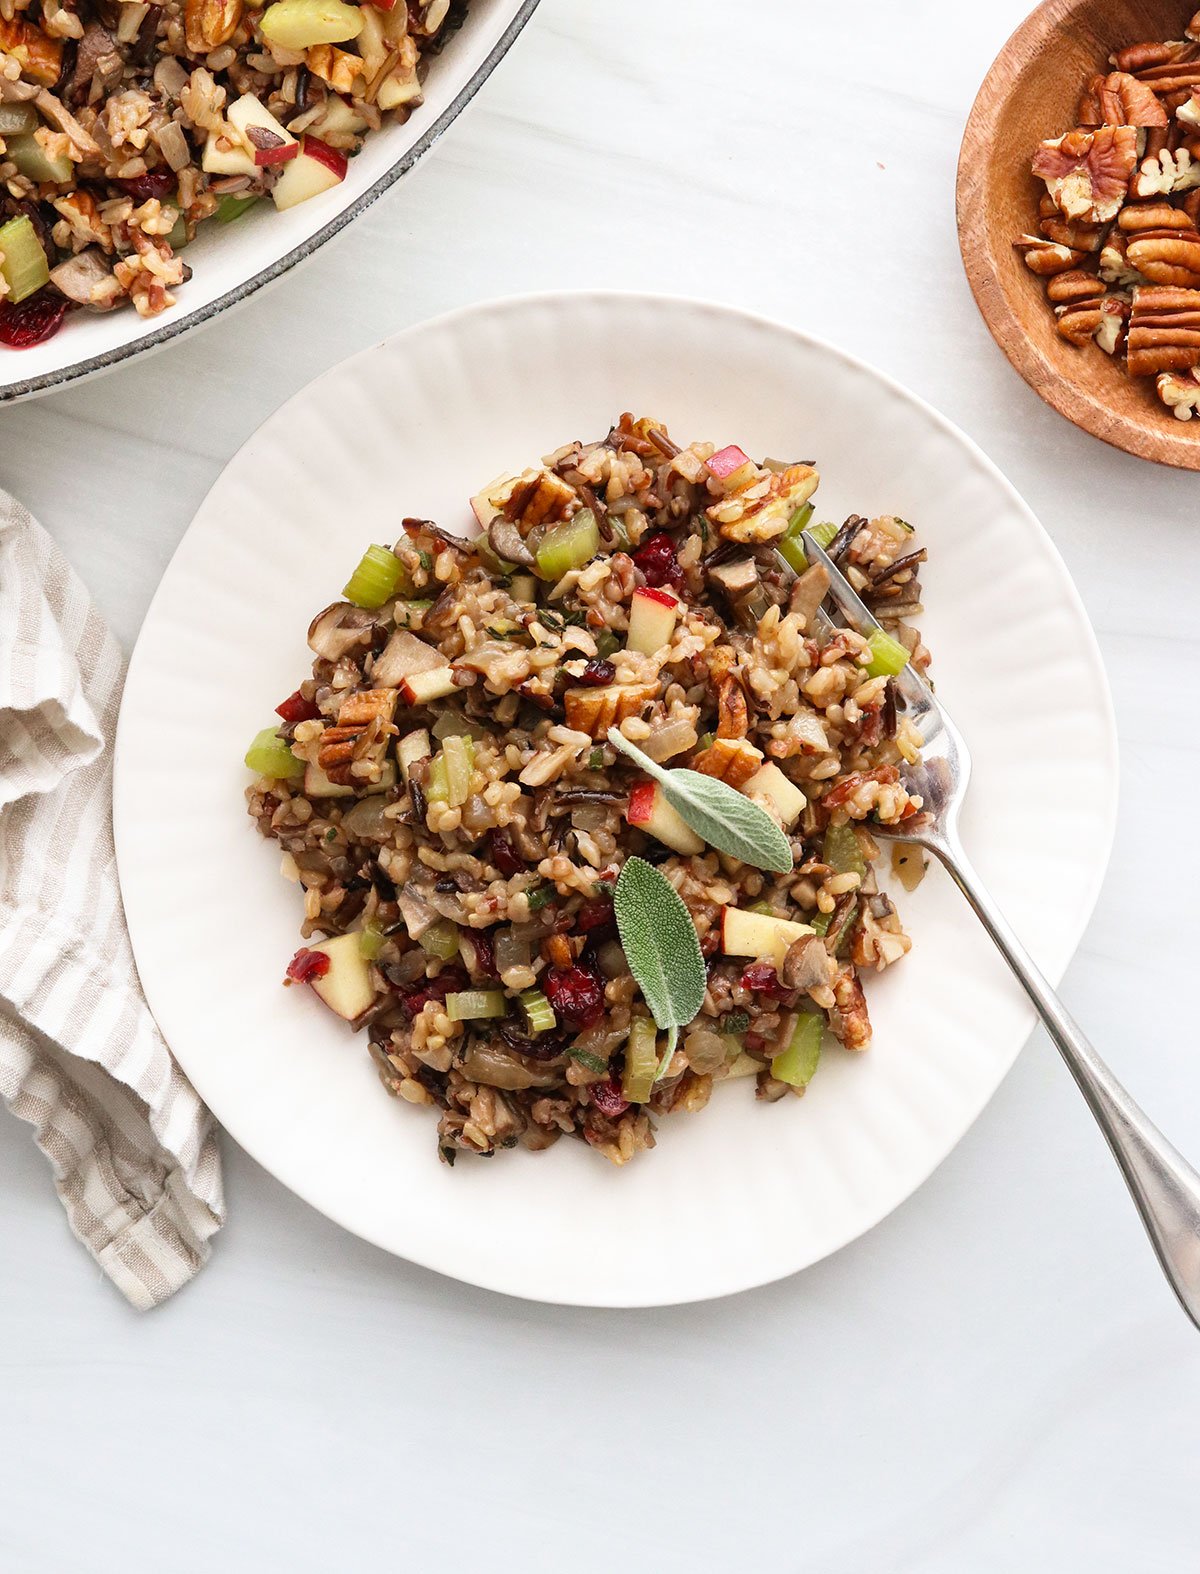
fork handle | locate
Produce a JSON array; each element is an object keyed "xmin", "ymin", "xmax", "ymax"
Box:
[{"xmin": 930, "ymin": 831, "xmax": 1200, "ymax": 1330}]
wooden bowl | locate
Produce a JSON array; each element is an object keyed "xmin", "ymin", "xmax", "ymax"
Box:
[{"xmin": 957, "ymin": 0, "xmax": 1200, "ymax": 469}]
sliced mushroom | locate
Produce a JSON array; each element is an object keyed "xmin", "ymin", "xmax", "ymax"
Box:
[
  {"xmin": 153, "ymin": 54, "xmax": 189, "ymax": 100},
  {"xmin": 787, "ymin": 563, "xmax": 830, "ymax": 628},
  {"xmin": 487, "ymin": 515, "xmax": 536, "ymax": 568},
  {"xmin": 49, "ymin": 249, "xmax": 115, "ymax": 307},
  {"xmin": 396, "ymin": 882, "xmax": 440, "ymax": 940},
  {"xmin": 706, "ymin": 556, "xmax": 759, "ymax": 597},
  {"xmin": 35, "ymin": 89, "xmax": 101, "ymax": 160},
  {"xmin": 307, "ymin": 602, "xmax": 378, "ymax": 661},
  {"xmin": 780, "ymin": 934, "xmax": 834, "ymax": 993}
]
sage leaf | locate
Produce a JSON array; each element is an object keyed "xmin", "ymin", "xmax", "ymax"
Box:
[
  {"xmin": 614, "ymin": 855, "xmax": 706, "ymax": 1065},
  {"xmin": 607, "ymin": 728, "xmax": 793, "ymax": 874}
]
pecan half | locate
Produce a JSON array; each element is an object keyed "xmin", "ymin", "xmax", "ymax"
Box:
[
  {"xmin": 1131, "ymin": 146, "xmax": 1200, "ymax": 199},
  {"xmin": 1127, "ymin": 284, "xmax": 1200, "ymax": 375},
  {"xmin": 1078, "ymin": 72, "xmax": 1106, "ymax": 124},
  {"xmin": 1038, "ymin": 194, "xmax": 1106, "ymax": 249},
  {"xmin": 0, "ymin": 17, "xmax": 63, "ymax": 86},
  {"xmin": 1033, "ymin": 126, "xmax": 1138, "ymax": 223},
  {"xmin": 1126, "ymin": 225, "xmax": 1200, "ymax": 287},
  {"xmin": 715, "ymin": 673, "xmax": 748, "ymax": 740},
  {"xmin": 691, "ymin": 736, "xmax": 763, "ymax": 788},
  {"xmin": 1045, "ymin": 269, "xmax": 1105, "ymax": 305},
  {"xmin": 1096, "ymin": 293, "xmax": 1131, "ymax": 355},
  {"xmin": 184, "ymin": 0, "xmax": 242, "ymax": 53},
  {"xmin": 1129, "ymin": 57, "xmax": 1200, "ymax": 97},
  {"xmin": 317, "ymin": 689, "xmax": 398, "ymax": 785},
  {"xmin": 1099, "ymin": 230, "xmax": 1142, "ymax": 286},
  {"xmin": 706, "ymin": 463, "xmax": 818, "ymax": 544},
  {"xmin": 1156, "ymin": 367, "xmax": 1200, "ymax": 415},
  {"xmin": 563, "ymin": 682, "xmax": 657, "ymax": 738},
  {"xmin": 1100, "ymin": 71, "xmax": 1168, "ymax": 126},
  {"xmin": 1014, "ymin": 234, "xmax": 1085, "ymax": 275}
]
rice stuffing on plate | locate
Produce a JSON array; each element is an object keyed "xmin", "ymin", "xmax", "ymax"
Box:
[{"xmin": 245, "ymin": 413, "xmax": 933, "ymax": 1165}]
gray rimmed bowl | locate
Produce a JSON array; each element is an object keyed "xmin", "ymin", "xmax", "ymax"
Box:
[{"xmin": 0, "ymin": 0, "xmax": 539, "ymax": 404}]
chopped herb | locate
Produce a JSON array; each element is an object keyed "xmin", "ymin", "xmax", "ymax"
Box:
[
  {"xmin": 538, "ymin": 608, "xmax": 564, "ymax": 631},
  {"xmin": 589, "ymin": 748, "xmax": 606, "ymax": 770},
  {"xmin": 324, "ymin": 828, "xmax": 337, "ymax": 843},
  {"xmin": 595, "ymin": 632, "xmax": 619, "ymax": 659},
  {"xmin": 562, "ymin": 608, "xmax": 588, "ymax": 626},
  {"xmin": 721, "ymin": 1009, "xmax": 751, "ymax": 1036},
  {"xmin": 487, "ymin": 625, "xmax": 519, "ymax": 640},
  {"xmin": 594, "ymin": 878, "xmax": 615, "ymax": 898},
  {"xmin": 526, "ymin": 884, "xmax": 553, "ymax": 912},
  {"xmin": 570, "ymin": 1047, "xmax": 609, "ymax": 1074},
  {"xmin": 418, "ymin": 551, "xmax": 433, "ymax": 571}
]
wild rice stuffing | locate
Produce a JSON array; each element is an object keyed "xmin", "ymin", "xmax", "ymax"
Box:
[
  {"xmin": 0, "ymin": 0, "xmax": 458, "ymax": 345},
  {"xmin": 245, "ymin": 414, "xmax": 933, "ymax": 1166}
]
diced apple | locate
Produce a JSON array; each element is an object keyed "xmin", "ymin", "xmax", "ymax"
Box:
[
  {"xmin": 626, "ymin": 780, "xmax": 704, "ymax": 856},
  {"xmin": 469, "ymin": 471, "xmax": 516, "ymax": 530},
  {"xmin": 626, "ymin": 586, "xmax": 680, "ymax": 655},
  {"xmin": 308, "ymin": 933, "xmax": 375, "ymax": 1021},
  {"xmin": 271, "ymin": 135, "xmax": 347, "ymax": 211},
  {"xmin": 706, "ymin": 444, "xmax": 757, "ymax": 491},
  {"xmin": 305, "ymin": 761, "xmax": 395, "ymax": 797},
  {"xmin": 397, "ymin": 727, "xmax": 431, "ymax": 781},
  {"xmin": 372, "ymin": 628, "xmax": 448, "ymax": 689},
  {"xmin": 399, "ymin": 667, "xmax": 460, "ymax": 706},
  {"xmin": 228, "ymin": 93, "xmax": 298, "ymax": 167},
  {"xmin": 202, "ymin": 128, "xmax": 256, "ymax": 178},
  {"xmin": 742, "ymin": 762, "xmax": 806, "ymax": 829},
  {"xmin": 721, "ymin": 906, "xmax": 813, "ymax": 968}
]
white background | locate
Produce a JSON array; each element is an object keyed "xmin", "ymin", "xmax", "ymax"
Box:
[{"xmin": 2, "ymin": 2, "xmax": 1199, "ymax": 1568}]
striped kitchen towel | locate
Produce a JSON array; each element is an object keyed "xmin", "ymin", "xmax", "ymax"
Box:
[{"xmin": 0, "ymin": 495, "xmax": 224, "ymax": 1308}]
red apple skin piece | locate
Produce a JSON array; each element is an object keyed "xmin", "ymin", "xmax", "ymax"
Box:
[
  {"xmin": 706, "ymin": 444, "xmax": 751, "ymax": 480},
  {"xmin": 303, "ymin": 135, "xmax": 348, "ymax": 180},
  {"xmin": 627, "ymin": 780, "xmax": 656, "ymax": 824},
  {"xmin": 255, "ymin": 140, "xmax": 299, "ymax": 167},
  {"xmin": 635, "ymin": 586, "xmax": 679, "ymax": 610}
]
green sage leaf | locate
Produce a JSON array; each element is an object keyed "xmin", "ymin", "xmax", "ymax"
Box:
[
  {"xmin": 607, "ymin": 728, "xmax": 793, "ymax": 874},
  {"xmin": 614, "ymin": 855, "xmax": 706, "ymax": 1063}
]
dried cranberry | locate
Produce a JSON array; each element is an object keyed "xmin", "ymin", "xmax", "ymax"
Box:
[
  {"xmin": 576, "ymin": 895, "xmax": 615, "ymax": 933},
  {"xmin": 589, "ymin": 1079, "xmax": 630, "ymax": 1118},
  {"xmin": 544, "ymin": 963, "xmax": 605, "ymax": 1030},
  {"xmin": 632, "ymin": 531, "xmax": 684, "ymax": 590},
  {"xmin": 119, "ymin": 170, "xmax": 178, "ymax": 202},
  {"xmin": 286, "ymin": 948, "xmax": 331, "ymax": 984},
  {"xmin": 275, "ymin": 689, "xmax": 321, "ymax": 724},
  {"xmin": 576, "ymin": 658, "xmax": 616, "ymax": 687},
  {"xmin": 490, "ymin": 829, "xmax": 522, "ymax": 877},
  {"xmin": 460, "ymin": 929, "xmax": 498, "ymax": 981},
  {"xmin": 740, "ymin": 963, "xmax": 789, "ymax": 1000},
  {"xmin": 401, "ymin": 966, "xmax": 468, "ymax": 1017},
  {"xmin": 0, "ymin": 291, "xmax": 68, "ymax": 349},
  {"xmin": 744, "ymin": 1030, "xmax": 766, "ymax": 1052}
]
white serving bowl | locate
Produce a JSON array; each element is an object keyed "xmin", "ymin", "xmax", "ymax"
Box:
[{"xmin": 0, "ymin": 0, "xmax": 539, "ymax": 404}]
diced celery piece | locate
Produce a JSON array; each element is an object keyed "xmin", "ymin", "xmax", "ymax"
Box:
[
  {"xmin": 809, "ymin": 520, "xmax": 841, "ymax": 551},
  {"xmin": 166, "ymin": 213, "xmax": 189, "ymax": 250},
  {"xmin": 621, "ymin": 1016, "xmax": 659, "ymax": 1103},
  {"xmin": 7, "ymin": 134, "xmax": 72, "ymax": 184},
  {"xmin": 864, "ymin": 628, "xmax": 910, "ymax": 679},
  {"xmin": 357, "ymin": 923, "xmax": 385, "ymax": 961},
  {"xmin": 771, "ymin": 1013, "xmax": 823, "ymax": 1088},
  {"xmin": 749, "ymin": 901, "xmax": 777, "ymax": 916},
  {"xmin": 0, "ymin": 103, "xmax": 36, "ymax": 137},
  {"xmin": 441, "ymin": 735, "xmax": 474, "ymax": 807},
  {"xmin": 425, "ymin": 754, "xmax": 450, "ymax": 803},
  {"xmin": 418, "ymin": 920, "xmax": 459, "ymax": 960},
  {"xmin": 344, "ymin": 544, "xmax": 407, "ymax": 609},
  {"xmin": 785, "ymin": 502, "xmax": 815, "ymax": 536},
  {"xmin": 535, "ymin": 509, "xmax": 599, "ymax": 581},
  {"xmin": 779, "ymin": 513, "xmax": 838, "ymax": 575},
  {"xmin": 244, "ymin": 726, "xmax": 304, "ymax": 780},
  {"xmin": 216, "ymin": 194, "xmax": 258, "ymax": 223},
  {"xmin": 777, "ymin": 534, "xmax": 809, "ymax": 576},
  {"xmin": 822, "ymin": 822, "xmax": 865, "ymax": 879},
  {"xmin": 0, "ymin": 216, "xmax": 48, "ymax": 304},
  {"xmin": 446, "ymin": 989, "xmax": 507, "ymax": 1022},
  {"xmin": 518, "ymin": 988, "xmax": 556, "ymax": 1034},
  {"xmin": 508, "ymin": 574, "xmax": 537, "ymax": 603},
  {"xmin": 809, "ymin": 910, "xmax": 832, "ymax": 937}
]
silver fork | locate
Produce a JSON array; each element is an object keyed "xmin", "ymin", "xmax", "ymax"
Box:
[{"xmin": 797, "ymin": 529, "xmax": 1200, "ymax": 1331}]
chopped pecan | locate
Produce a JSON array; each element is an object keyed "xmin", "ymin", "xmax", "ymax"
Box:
[
  {"xmin": 317, "ymin": 689, "xmax": 398, "ymax": 785},
  {"xmin": 503, "ymin": 468, "xmax": 578, "ymax": 531},
  {"xmin": 1127, "ymin": 284, "xmax": 1200, "ymax": 375},
  {"xmin": 691, "ymin": 736, "xmax": 763, "ymax": 788},
  {"xmin": 1099, "ymin": 230, "xmax": 1142, "ymax": 286},
  {"xmin": 715, "ymin": 673, "xmax": 748, "ymax": 739},
  {"xmin": 829, "ymin": 966, "xmax": 871, "ymax": 1052},
  {"xmin": 563, "ymin": 682, "xmax": 658, "ymax": 738},
  {"xmin": 184, "ymin": 0, "xmax": 242, "ymax": 53},
  {"xmin": 706, "ymin": 463, "xmax": 818, "ymax": 544},
  {"xmin": 0, "ymin": 17, "xmax": 63, "ymax": 86},
  {"xmin": 1078, "ymin": 72, "xmax": 1106, "ymax": 124},
  {"xmin": 1032, "ymin": 126, "xmax": 1138, "ymax": 223},
  {"xmin": 1190, "ymin": 13, "xmax": 1200, "ymax": 42},
  {"xmin": 1100, "ymin": 70, "xmax": 1168, "ymax": 126},
  {"xmin": 1038, "ymin": 193, "xmax": 1106, "ymax": 249},
  {"xmin": 1014, "ymin": 233, "xmax": 1085, "ymax": 275},
  {"xmin": 306, "ymin": 44, "xmax": 366, "ymax": 95},
  {"xmin": 1179, "ymin": 90, "xmax": 1200, "ymax": 130},
  {"xmin": 1131, "ymin": 146, "xmax": 1200, "ymax": 198},
  {"xmin": 1096, "ymin": 293, "xmax": 1131, "ymax": 355},
  {"xmin": 1156, "ymin": 367, "xmax": 1200, "ymax": 416}
]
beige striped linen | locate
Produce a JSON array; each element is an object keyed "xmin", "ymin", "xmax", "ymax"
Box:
[{"xmin": 0, "ymin": 494, "xmax": 224, "ymax": 1308}]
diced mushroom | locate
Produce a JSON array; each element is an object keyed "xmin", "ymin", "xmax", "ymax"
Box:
[
  {"xmin": 780, "ymin": 935, "xmax": 833, "ymax": 992},
  {"xmin": 306, "ymin": 602, "xmax": 378, "ymax": 661},
  {"xmin": 153, "ymin": 119, "xmax": 191, "ymax": 172},
  {"xmin": 487, "ymin": 515, "xmax": 536, "ymax": 568},
  {"xmin": 787, "ymin": 563, "xmax": 830, "ymax": 628},
  {"xmin": 397, "ymin": 882, "xmax": 441, "ymax": 940},
  {"xmin": 706, "ymin": 556, "xmax": 759, "ymax": 597},
  {"xmin": 153, "ymin": 55, "xmax": 189, "ymax": 99},
  {"xmin": 49, "ymin": 249, "xmax": 116, "ymax": 307}
]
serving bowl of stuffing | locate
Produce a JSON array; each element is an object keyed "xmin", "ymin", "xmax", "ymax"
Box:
[
  {"xmin": 0, "ymin": 0, "xmax": 538, "ymax": 399},
  {"xmin": 114, "ymin": 293, "xmax": 1118, "ymax": 1305}
]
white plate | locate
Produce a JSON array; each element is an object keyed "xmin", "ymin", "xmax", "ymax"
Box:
[
  {"xmin": 0, "ymin": 0, "xmax": 539, "ymax": 403},
  {"xmin": 114, "ymin": 292, "xmax": 1118, "ymax": 1307}
]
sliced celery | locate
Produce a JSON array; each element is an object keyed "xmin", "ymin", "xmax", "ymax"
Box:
[
  {"xmin": 749, "ymin": 901, "xmax": 777, "ymax": 916},
  {"xmin": 216, "ymin": 194, "xmax": 258, "ymax": 223},
  {"xmin": 446, "ymin": 989, "xmax": 507, "ymax": 1021},
  {"xmin": 809, "ymin": 520, "xmax": 841, "ymax": 552},
  {"xmin": 786, "ymin": 502, "xmax": 815, "ymax": 536},
  {"xmin": 621, "ymin": 1016, "xmax": 659, "ymax": 1103},
  {"xmin": 0, "ymin": 216, "xmax": 48, "ymax": 304},
  {"xmin": 344, "ymin": 544, "xmax": 406, "ymax": 609},
  {"xmin": 822, "ymin": 822, "xmax": 865, "ymax": 879},
  {"xmin": 425, "ymin": 754, "xmax": 450, "ymax": 803},
  {"xmin": 535, "ymin": 509, "xmax": 599, "ymax": 580},
  {"xmin": 864, "ymin": 628, "xmax": 909, "ymax": 679},
  {"xmin": 518, "ymin": 988, "xmax": 556, "ymax": 1034},
  {"xmin": 7, "ymin": 134, "xmax": 72, "ymax": 184},
  {"xmin": 771, "ymin": 1013, "xmax": 823, "ymax": 1088},
  {"xmin": 244, "ymin": 726, "xmax": 304, "ymax": 780},
  {"xmin": 418, "ymin": 920, "xmax": 459, "ymax": 960},
  {"xmin": 779, "ymin": 513, "xmax": 838, "ymax": 575},
  {"xmin": 441, "ymin": 735, "xmax": 474, "ymax": 807},
  {"xmin": 166, "ymin": 213, "xmax": 189, "ymax": 250},
  {"xmin": 357, "ymin": 923, "xmax": 385, "ymax": 961},
  {"xmin": 508, "ymin": 574, "xmax": 537, "ymax": 603},
  {"xmin": 777, "ymin": 534, "xmax": 809, "ymax": 576},
  {"xmin": 809, "ymin": 910, "xmax": 832, "ymax": 937}
]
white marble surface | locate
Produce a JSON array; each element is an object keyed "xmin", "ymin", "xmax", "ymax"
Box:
[{"xmin": 2, "ymin": 2, "xmax": 1199, "ymax": 1568}]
